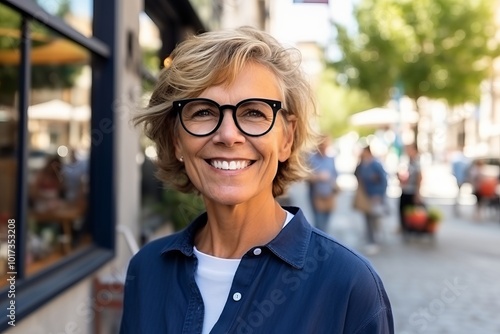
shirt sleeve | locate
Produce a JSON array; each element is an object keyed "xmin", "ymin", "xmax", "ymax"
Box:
[
  {"xmin": 354, "ymin": 305, "xmax": 394, "ymax": 334},
  {"xmin": 376, "ymin": 161, "xmax": 388, "ymax": 192},
  {"xmin": 340, "ymin": 252, "xmax": 394, "ymax": 334},
  {"xmin": 331, "ymin": 157, "xmax": 338, "ymax": 180}
]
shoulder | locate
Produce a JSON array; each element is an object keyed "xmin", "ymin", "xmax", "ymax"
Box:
[
  {"xmin": 128, "ymin": 231, "xmax": 185, "ymax": 270},
  {"xmin": 372, "ymin": 159, "xmax": 385, "ymax": 169},
  {"xmin": 307, "ymin": 231, "xmax": 392, "ymax": 325},
  {"xmin": 310, "ymin": 231, "xmax": 384, "ymax": 287}
]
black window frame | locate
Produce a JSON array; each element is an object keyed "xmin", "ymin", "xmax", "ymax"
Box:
[{"xmin": 0, "ymin": 0, "xmax": 117, "ymax": 330}]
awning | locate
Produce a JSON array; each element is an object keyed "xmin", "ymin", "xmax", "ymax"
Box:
[
  {"xmin": 0, "ymin": 38, "xmax": 89, "ymax": 65},
  {"xmin": 28, "ymin": 99, "xmax": 90, "ymax": 121},
  {"xmin": 350, "ymin": 107, "xmax": 419, "ymax": 127}
]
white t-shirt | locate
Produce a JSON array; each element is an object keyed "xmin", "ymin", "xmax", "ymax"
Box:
[{"xmin": 194, "ymin": 210, "xmax": 294, "ymax": 334}]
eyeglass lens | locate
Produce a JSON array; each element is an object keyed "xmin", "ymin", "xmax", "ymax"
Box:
[{"xmin": 180, "ymin": 100, "xmax": 276, "ymax": 136}]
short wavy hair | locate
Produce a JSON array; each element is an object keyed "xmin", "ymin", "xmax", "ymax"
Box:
[{"xmin": 133, "ymin": 26, "xmax": 319, "ymax": 197}]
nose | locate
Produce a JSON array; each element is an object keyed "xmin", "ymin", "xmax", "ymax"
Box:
[{"xmin": 212, "ymin": 109, "xmax": 245, "ymax": 146}]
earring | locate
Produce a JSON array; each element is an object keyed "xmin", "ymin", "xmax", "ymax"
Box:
[{"xmin": 179, "ymin": 156, "xmax": 184, "ymax": 162}]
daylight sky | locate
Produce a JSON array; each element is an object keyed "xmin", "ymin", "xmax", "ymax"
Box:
[
  {"xmin": 272, "ymin": 0, "xmax": 355, "ymax": 44},
  {"xmin": 270, "ymin": 0, "xmax": 355, "ymax": 62},
  {"xmin": 66, "ymin": 0, "xmax": 355, "ymax": 56}
]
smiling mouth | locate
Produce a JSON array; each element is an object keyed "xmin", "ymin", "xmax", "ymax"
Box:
[{"xmin": 208, "ymin": 159, "xmax": 254, "ymax": 171}]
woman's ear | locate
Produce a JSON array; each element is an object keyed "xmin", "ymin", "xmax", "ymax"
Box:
[{"xmin": 278, "ymin": 117, "xmax": 296, "ymax": 162}]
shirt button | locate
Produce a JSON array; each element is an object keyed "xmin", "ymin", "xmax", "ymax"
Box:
[
  {"xmin": 253, "ymin": 248, "xmax": 262, "ymax": 256},
  {"xmin": 233, "ymin": 292, "xmax": 242, "ymax": 301}
]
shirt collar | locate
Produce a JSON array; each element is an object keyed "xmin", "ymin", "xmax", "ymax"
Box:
[{"xmin": 160, "ymin": 206, "xmax": 311, "ymax": 269}]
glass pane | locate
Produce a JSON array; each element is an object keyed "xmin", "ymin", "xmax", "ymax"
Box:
[
  {"xmin": 139, "ymin": 13, "xmax": 161, "ymax": 91},
  {"xmin": 26, "ymin": 23, "xmax": 92, "ymax": 277},
  {"xmin": 33, "ymin": 0, "xmax": 93, "ymax": 37},
  {"xmin": 189, "ymin": 0, "xmax": 222, "ymax": 30},
  {"xmin": 0, "ymin": 3, "xmax": 20, "ymax": 288}
]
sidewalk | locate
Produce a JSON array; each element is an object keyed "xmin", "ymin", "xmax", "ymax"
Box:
[{"xmin": 287, "ymin": 178, "xmax": 500, "ymax": 334}]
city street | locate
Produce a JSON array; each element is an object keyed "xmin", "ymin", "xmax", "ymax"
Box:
[{"xmin": 288, "ymin": 164, "xmax": 500, "ymax": 334}]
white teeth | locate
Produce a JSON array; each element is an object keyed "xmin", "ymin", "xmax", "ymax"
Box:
[{"xmin": 211, "ymin": 160, "xmax": 250, "ymax": 170}]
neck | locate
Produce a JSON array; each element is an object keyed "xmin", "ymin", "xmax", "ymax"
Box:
[{"xmin": 194, "ymin": 198, "xmax": 286, "ymax": 259}]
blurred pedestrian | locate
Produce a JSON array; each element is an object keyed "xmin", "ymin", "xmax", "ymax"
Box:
[
  {"xmin": 468, "ymin": 159, "xmax": 493, "ymax": 221},
  {"xmin": 450, "ymin": 150, "xmax": 470, "ymax": 217},
  {"xmin": 28, "ymin": 155, "xmax": 66, "ymax": 254},
  {"xmin": 354, "ymin": 146, "xmax": 388, "ymax": 255},
  {"xmin": 398, "ymin": 143, "xmax": 422, "ymax": 234},
  {"xmin": 29, "ymin": 155, "xmax": 65, "ymax": 212},
  {"xmin": 307, "ymin": 135, "xmax": 338, "ymax": 232},
  {"xmin": 62, "ymin": 148, "xmax": 89, "ymax": 208},
  {"xmin": 62, "ymin": 148, "xmax": 89, "ymax": 245}
]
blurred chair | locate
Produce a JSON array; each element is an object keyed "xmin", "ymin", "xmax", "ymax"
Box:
[{"xmin": 93, "ymin": 224, "xmax": 139, "ymax": 334}]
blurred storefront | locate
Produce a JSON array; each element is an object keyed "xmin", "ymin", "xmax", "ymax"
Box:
[
  {"xmin": 445, "ymin": 81, "xmax": 500, "ymax": 160},
  {"xmin": 0, "ymin": 0, "xmax": 205, "ymax": 332},
  {"xmin": 445, "ymin": 0, "xmax": 500, "ymax": 160}
]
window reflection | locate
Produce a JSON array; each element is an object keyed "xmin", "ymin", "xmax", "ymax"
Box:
[
  {"xmin": 26, "ymin": 24, "xmax": 92, "ymax": 276},
  {"xmin": 0, "ymin": 2, "xmax": 20, "ymax": 289},
  {"xmin": 33, "ymin": 0, "xmax": 93, "ymax": 37},
  {"xmin": 0, "ymin": 5, "xmax": 93, "ymax": 285}
]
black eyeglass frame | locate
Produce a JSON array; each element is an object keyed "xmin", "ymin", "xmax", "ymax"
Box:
[{"xmin": 172, "ymin": 98, "xmax": 283, "ymax": 137}]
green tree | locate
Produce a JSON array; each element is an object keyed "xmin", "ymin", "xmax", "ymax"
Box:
[
  {"xmin": 331, "ymin": 0, "xmax": 499, "ymax": 107},
  {"xmin": 141, "ymin": 47, "xmax": 161, "ymax": 92},
  {"xmin": 315, "ymin": 67, "xmax": 376, "ymax": 138}
]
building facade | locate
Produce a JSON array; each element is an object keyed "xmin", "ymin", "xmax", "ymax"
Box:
[
  {"xmin": 446, "ymin": 0, "xmax": 500, "ymax": 159},
  {"xmin": 0, "ymin": 0, "xmax": 204, "ymax": 332}
]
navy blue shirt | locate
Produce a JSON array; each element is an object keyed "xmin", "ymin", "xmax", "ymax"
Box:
[{"xmin": 120, "ymin": 207, "xmax": 394, "ymax": 333}]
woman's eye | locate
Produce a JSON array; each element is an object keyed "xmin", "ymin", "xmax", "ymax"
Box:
[
  {"xmin": 243, "ymin": 109, "xmax": 267, "ymax": 118},
  {"xmin": 193, "ymin": 109, "xmax": 211, "ymax": 117},
  {"xmin": 191, "ymin": 107, "xmax": 218, "ymax": 118}
]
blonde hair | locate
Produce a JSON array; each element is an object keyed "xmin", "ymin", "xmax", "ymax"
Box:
[{"xmin": 133, "ymin": 26, "xmax": 319, "ymax": 197}]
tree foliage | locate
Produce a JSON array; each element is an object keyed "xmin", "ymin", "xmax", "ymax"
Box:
[
  {"xmin": 315, "ymin": 67, "xmax": 376, "ymax": 138},
  {"xmin": 330, "ymin": 0, "xmax": 499, "ymax": 106}
]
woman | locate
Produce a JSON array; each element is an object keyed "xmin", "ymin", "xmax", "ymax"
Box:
[
  {"xmin": 120, "ymin": 27, "xmax": 393, "ymax": 333},
  {"xmin": 307, "ymin": 135, "xmax": 338, "ymax": 232},
  {"xmin": 398, "ymin": 143, "xmax": 422, "ymax": 233},
  {"xmin": 354, "ymin": 146, "xmax": 388, "ymax": 254},
  {"xmin": 30, "ymin": 155, "xmax": 65, "ymax": 211},
  {"xmin": 468, "ymin": 159, "xmax": 490, "ymax": 220}
]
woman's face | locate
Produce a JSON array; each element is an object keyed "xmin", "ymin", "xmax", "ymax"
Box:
[
  {"xmin": 405, "ymin": 145, "xmax": 417, "ymax": 158},
  {"xmin": 174, "ymin": 63, "xmax": 295, "ymax": 206}
]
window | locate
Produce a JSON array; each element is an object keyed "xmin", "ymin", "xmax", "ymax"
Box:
[
  {"xmin": 25, "ymin": 26, "xmax": 92, "ymax": 279},
  {"xmin": 0, "ymin": 1, "xmax": 21, "ymax": 291},
  {"xmin": 0, "ymin": 2, "xmax": 21, "ymax": 292},
  {"xmin": 34, "ymin": 0, "xmax": 93, "ymax": 37},
  {"xmin": 0, "ymin": 0, "xmax": 116, "ymax": 330}
]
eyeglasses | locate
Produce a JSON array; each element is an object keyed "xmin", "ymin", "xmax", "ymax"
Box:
[{"xmin": 173, "ymin": 98, "xmax": 283, "ymax": 137}]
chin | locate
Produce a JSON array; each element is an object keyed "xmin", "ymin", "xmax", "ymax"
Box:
[
  {"xmin": 203, "ymin": 188, "xmax": 254, "ymax": 206},
  {"xmin": 211, "ymin": 195, "xmax": 248, "ymax": 206}
]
